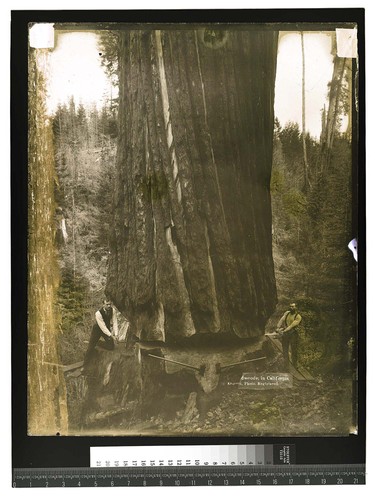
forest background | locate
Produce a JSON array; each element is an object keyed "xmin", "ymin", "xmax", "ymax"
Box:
[{"xmin": 51, "ymin": 30, "xmax": 356, "ymax": 378}]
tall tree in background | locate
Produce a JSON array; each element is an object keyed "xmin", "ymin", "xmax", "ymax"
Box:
[
  {"xmin": 98, "ymin": 31, "xmax": 120, "ymax": 115},
  {"xmin": 300, "ymin": 32, "xmax": 310, "ymax": 191},
  {"xmin": 107, "ymin": 29, "xmax": 279, "ymax": 342},
  {"xmin": 306, "ymin": 44, "xmax": 353, "ymax": 368},
  {"xmin": 320, "ymin": 36, "xmax": 348, "ymax": 173}
]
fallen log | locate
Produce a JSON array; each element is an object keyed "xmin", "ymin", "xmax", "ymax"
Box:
[
  {"xmin": 62, "ymin": 361, "xmax": 84, "ymax": 373},
  {"xmin": 85, "ymin": 402, "xmax": 137, "ymax": 424}
]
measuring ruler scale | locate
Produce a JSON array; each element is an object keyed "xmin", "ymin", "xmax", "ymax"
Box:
[
  {"xmin": 13, "ymin": 445, "xmax": 365, "ymax": 487},
  {"xmin": 90, "ymin": 444, "xmax": 284, "ymax": 468}
]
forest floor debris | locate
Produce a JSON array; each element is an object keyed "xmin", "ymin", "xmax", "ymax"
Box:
[
  {"xmin": 76, "ymin": 374, "xmax": 353, "ymax": 436},
  {"xmin": 139, "ymin": 376, "xmax": 353, "ymax": 436}
]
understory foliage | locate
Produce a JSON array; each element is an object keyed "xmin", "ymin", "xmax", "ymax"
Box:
[
  {"xmin": 52, "ymin": 98, "xmax": 117, "ymax": 363},
  {"xmin": 269, "ymin": 119, "xmax": 354, "ymax": 376}
]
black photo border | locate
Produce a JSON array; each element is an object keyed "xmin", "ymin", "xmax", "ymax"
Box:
[{"xmin": 11, "ymin": 8, "xmax": 366, "ymax": 473}]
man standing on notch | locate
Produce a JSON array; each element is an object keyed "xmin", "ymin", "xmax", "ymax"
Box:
[
  {"xmin": 276, "ymin": 302, "xmax": 302, "ymax": 370},
  {"xmin": 83, "ymin": 299, "xmax": 118, "ymax": 369}
]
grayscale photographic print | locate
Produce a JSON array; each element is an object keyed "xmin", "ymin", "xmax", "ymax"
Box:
[{"xmin": 28, "ymin": 22, "xmax": 358, "ymax": 437}]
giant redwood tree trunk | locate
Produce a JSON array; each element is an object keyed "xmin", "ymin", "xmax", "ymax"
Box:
[{"xmin": 107, "ymin": 28, "xmax": 278, "ymax": 343}]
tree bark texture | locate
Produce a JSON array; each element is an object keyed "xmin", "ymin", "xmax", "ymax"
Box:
[
  {"xmin": 107, "ymin": 29, "xmax": 278, "ymax": 343},
  {"xmin": 28, "ymin": 49, "xmax": 68, "ymax": 435}
]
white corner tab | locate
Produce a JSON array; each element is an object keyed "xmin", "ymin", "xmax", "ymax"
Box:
[
  {"xmin": 29, "ymin": 23, "xmax": 55, "ymax": 49},
  {"xmin": 336, "ymin": 28, "xmax": 358, "ymax": 58},
  {"xmin": 348, "ymin": 238, "xmax": 358, "ymax": 262}
]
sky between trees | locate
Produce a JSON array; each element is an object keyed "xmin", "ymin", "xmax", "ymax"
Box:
[{"xmin": 45, "ymin": 29, "xmax": 342, "ymax": 139}]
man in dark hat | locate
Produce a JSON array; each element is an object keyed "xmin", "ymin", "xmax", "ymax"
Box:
[
  {"xmin": 276, "ymin": 302, "xmax": 302, "ymax": 369},
  {"xmin": 82, "ymin": 299, "xmax": 118, "ymax": 370}
]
